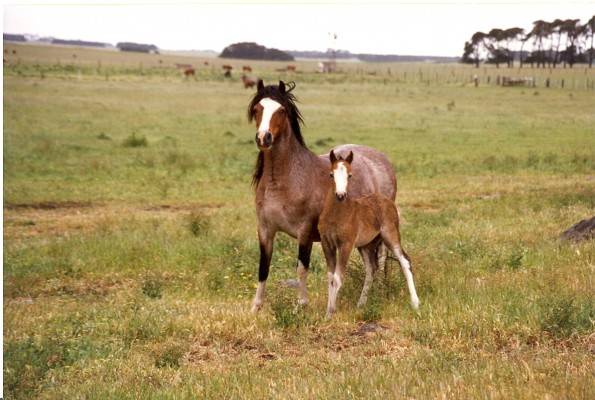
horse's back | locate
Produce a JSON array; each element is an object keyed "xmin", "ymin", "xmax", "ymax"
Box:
[{"xmin": 320, "ymin": 144, "xmax": 396, "ymax": 200}]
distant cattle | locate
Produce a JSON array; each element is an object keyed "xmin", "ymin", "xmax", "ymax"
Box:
[
  {"xmin": 222, "ymin": 64, "xmax": 233, "ymax": 77},
  {"xmin": 501, "ymin": 76, "xmax": 534, "ymax": 87},
  {"xmin": 243, "ymin": 66, "xmax": 252, "ymax": 72},
  {"xmin": 241, "ymin": 75, "xmax": 259, "ymax": 89},
  {"xmin": 286, "ymin": 65, "xmax": 296, "ymax": 72},
  {"xmin": 184, "ymin": 68, "xmax": 196, "ymax": 78}
]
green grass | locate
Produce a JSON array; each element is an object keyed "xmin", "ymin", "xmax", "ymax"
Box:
[{"xmin": 3, "ymin": 44, "xmax": 595, "ymax": 399}]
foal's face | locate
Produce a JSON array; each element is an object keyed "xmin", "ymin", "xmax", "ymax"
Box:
[
  {"xmin": 330, "ymin": 153, "xmax": 353, "ymax": 202},
  {"xmin": 252, "ymin": 98, "xmax": 288, "ymax": 150}
]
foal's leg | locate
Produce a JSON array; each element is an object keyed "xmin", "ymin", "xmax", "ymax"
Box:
[
  {"xmin": 382, "ymin": 227, "xmax": 420, "ymax": 310},
  {"xmin": 377, "ymin": 242, "xmax": 389, "ymax": 275},
  {"xmin": 327, "ymin": 242, "xmax": 353, "ymax": 317},
  {"xmin": 357, "ymin": 241, "xmax": 380, "ymax": 309},
  {"xmin": 321, "ymin": 239, "xmax": 337, "ymax": 319},
  {"xmin": 251, "ymin": 228, "xmax": 275, "ymax": 312}
]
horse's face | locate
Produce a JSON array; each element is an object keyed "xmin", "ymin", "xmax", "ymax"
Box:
[
  {"xmin": 252, "ymin": 98, "xmax": 288, "ymax": 151},
  {"xmin": 329, "ymin": 150, "xmax": 353, "ymax": 202}
]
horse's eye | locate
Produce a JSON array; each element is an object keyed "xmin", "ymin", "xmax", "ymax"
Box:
[
  {"xmin": 329, "ymin": 173, "xmax": 333, "ymax": 178},
  {"xmin": 349, "ymin": 174, "xmax": 352, "ymax": 178},
  {"xmin": 279, "ymin": 109, "xmax": 286, "ymax": 116}
]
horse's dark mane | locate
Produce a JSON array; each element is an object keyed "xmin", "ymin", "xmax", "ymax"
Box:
[{"xmin": 249, "ymin": 81, "xmax": 307, "ymax": 188}]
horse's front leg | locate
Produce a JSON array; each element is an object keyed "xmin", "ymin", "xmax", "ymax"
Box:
[
  {"xmin": 251, "ymin": 227, "xmax": 275, "ymax": 312},
  {"xmin": 297, "ymin": 239, "xmax": 313, "ymax": 307}
]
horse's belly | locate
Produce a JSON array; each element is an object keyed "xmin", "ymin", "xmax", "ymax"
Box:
[
  {"xmin": 354, "ymin": 230, "xmax": 380, "ymax": 248},
  {"xmin": 257, "ymin": 198, "xmax": 313, "ymax": 240}
]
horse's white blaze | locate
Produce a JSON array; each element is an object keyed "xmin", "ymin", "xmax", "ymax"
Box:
[
  {"xmin": 257, "ymin": 98, "xmax": 281, "ymax": 140},
  {"xmin": 333, "ymin": 162, "xmax": 349, "ymax": 197}
]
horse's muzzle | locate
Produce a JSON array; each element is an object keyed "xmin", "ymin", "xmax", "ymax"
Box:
[
  {"xmin": 335, "ymin": 192, "xmax": 347, "ymax": 202},
  {"xmin": 255, "ymin": 131, "xmax": 273, "ymax": 150}
]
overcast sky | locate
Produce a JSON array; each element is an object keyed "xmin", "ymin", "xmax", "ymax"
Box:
[{"xmin": 3, "ymin": 1, "xmax": 594, "ymax": 57}]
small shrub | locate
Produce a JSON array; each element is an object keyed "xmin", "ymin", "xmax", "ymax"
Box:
[
  {"xmin": 153, "ymin": 343, "xmax": 186, "ymax": 369},
  {"xmin": 269, "ymin": 289, "xmax": 313, "ymax": 329},
  {"xmin": 187, "ymin": 211, "xmax": 211, "ymax": 237},
  {"xmin": 142, "ymin": 275, "xmax": 164, "ymax": 299},
  {"xmin": 358, "ymin": 298, "xmax": 383, "ymax": 322},
  {"xmin": 540, "ymin": 296, "xmax": 594, "ymax": 338},
  {"xmin": 123, "ymin": 132, "xmax": 148, "ymax": 148}
]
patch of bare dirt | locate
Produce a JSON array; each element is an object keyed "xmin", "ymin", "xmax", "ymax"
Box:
[{"xmin": 3, "ymin": 201, "xmax": 223, "ymax": 241}]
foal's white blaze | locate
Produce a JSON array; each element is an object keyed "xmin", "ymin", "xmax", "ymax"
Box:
[
  {"xmin": 333, "ymin": 162, "xmax": 349, "ymax": 197},
  {"xmin": 257, "ymin": 98, "xmax": 282, "ymax": 141}
]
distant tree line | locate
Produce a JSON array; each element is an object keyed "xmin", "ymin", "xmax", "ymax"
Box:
[
  {"xmin": 463, "ymin": 15, "xmax": 595, "ymax": 68},
  {"xmin": 53, "ymin": 39, "xmax": 108, "ymax": 48},
  {"xmin": 117, "ymin": 42, "xmax": 159, "ymax": 54},
  {"xmin": 220, "ymin": 42, "xmax": 294, "ymax": 61},
  {"xmin": 3, "ymin": 34, "xmax": 27, "ymax": 42}
]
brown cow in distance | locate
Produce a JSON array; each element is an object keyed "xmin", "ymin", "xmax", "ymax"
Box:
[{"xmin": 242, "ymin": 75, "xmax": 259, "ymax": 89}]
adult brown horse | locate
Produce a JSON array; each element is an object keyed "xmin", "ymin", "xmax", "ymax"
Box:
[{"xmin": 248, "ymin": 80, "xmax": 397, "ymax": 312}]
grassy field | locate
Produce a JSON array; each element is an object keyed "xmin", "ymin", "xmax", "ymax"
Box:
[{"xmin": 3, "ymin": 43, "xmax": 595, "ymax": 399}]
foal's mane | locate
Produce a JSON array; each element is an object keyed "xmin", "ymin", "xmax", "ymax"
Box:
[{"xmin": 249, "ymin": 81, "xmax": 307, "ymax": 188}]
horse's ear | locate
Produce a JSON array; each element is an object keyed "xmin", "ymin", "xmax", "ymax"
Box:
[
  {"xmin": 279, "ymin": 81, "xmax": 286, "ymax": 95},
  {"xmin": 346, "ymin": 151, "xmax": 354, "ymax": 164},
  {"xmin": 329, "ymin": 150, "xmax": 337, "ymax": 164},
  {"xmin": 257, "ymin": 79, "xmax": 264, "ymax": 91}
]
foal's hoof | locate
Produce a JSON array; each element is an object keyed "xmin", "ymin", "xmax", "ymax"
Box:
[
  {"xmin": 250, "ymin": 303, "xmax": 263, "ymax": 313},
  {"xmin": 411, "ymin": 298, "xmax": 420, "ymax": 310},
  {"xmin": 298, "ymin": 298, "xmax": 308, "ymax": 307}
]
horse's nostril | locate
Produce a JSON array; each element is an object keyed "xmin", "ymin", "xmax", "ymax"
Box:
[
  {"xmin": 263, "ymin": 131, "xmax": 272, "ymax": 147},
  {"xmin": 255, "ymin": 131, "xmax": 273, "ymax": 148}
]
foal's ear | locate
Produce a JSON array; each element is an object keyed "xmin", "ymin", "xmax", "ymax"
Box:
[
  {"xmin": 257, "ymin": 79, "xmax": 264, "ymax": 91},
  {"xmin": 279, "ymin": 81, "xmax": 286, "ymax": 95},
  {"xmin": 329, "ymin": 150, "xmax": 337, "ymax": 164},
  {"xmin": 345, "ymin": 151, "xmax": 354, "ymax": 164}
]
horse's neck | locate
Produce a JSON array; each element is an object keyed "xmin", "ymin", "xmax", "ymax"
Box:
[{"xmin": 262, "ymin": 129, "xmax": 321, "ymax": 186}]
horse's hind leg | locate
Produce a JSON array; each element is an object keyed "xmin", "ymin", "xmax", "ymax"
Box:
[
  {"xmin": 357, "ymin": 241, "xmax": 380, "ymax": 309},
  {"xmin": 382, "ymin": 229, "xmax": 420, "ymax": 310}
]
